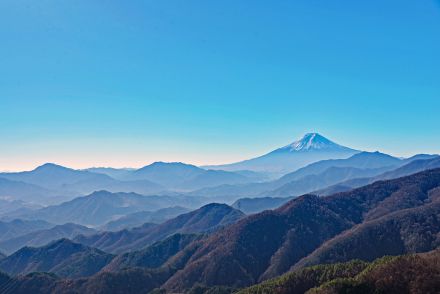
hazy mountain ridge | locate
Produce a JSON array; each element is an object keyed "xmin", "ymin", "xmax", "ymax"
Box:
[
  {"xmin": 0, "ymin": 133, "xmax": 438, "ymax": 293},
  {"xmin": 316, "ymin": 156, "xmax": 440, "ymax": 196},
  {"xmin": 0, "ymin": 239, "xmax": 114, "ymax": 278},
  {"xmin": 190, "ymin": 151, "xmax": 428, "ymax": 200},
  {"xmin": 14, "ymin": 191, "xmax": 205, "ymax": 226},
  {"xmin": 0, "ymin": 177, "xmax": 61, "ymax": 205},
  {"xmin": 75, "ymin": 203, "xmax": 244, "ymax": 253},
  {"xmin": 99, "ymin": 206, "xmax": 190, "ymax": 231},
  {"xmin": 0, "ymin": 219, "xmax": 53, "ymax": 242},
  {"xmin": 1, "ymin": 168, "xmax": 440, "ymax": 293},
  {"xmin": 0, "ymin": 223, "xmax": 97, "ymax": 255}
]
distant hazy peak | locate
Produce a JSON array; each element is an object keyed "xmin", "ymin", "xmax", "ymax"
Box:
[
  {"xmin": 34, "ymin": 163, "xmax": 69, "ymax": 171},
  {"xmin": 351, "ymin": 151, "xmax": 393, "ymax": 158},
  {"xmin": 279, "ymin": 133, "xmax": 353, "ymax": 152},
  {"xmin": 138, "ymin": 161, "xmax": 201, "ymax": 170}
]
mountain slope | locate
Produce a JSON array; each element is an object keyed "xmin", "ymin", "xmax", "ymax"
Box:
[
  {"xmin": 317, "ymin": 156, "xmax": 440, "ymax": 196},
  {"xmin": 124, "ymin": 162, "xmax": 255, "ymax": 190},
  {"xmin": 0, "ymin": 177, "xmax": 60, "ymax": 204},
  {"xmin": 177, "ymin": 170, "xmax": 251, "ymax": 190},
  {"xmin": 18, "ymin": 191, "xmax": 205, "ymax": 226},
  {"xmin": 190, "ymin": 151, "xmax": 432, "ymax": 200},
  {"xmin": 0, "ymin": 239, "xmax": 114, "ymax": 278},
  {"xmin": 75, "ymin": 203, "xmax": 244, "ymax": 253},
  {"xmin": 85, "ymin": 167, "xmax": 134, "ymax": 180},
  {"xmin": 0, "ymin": 163, "xmax": 164, "ymax": 197},
  {"xmin": 161, "ymin": 168, "xmax": 440, "ymax": 291},
  {"xmin": 277, "ymin": 151, "xmax": 401, "ymax": 184},
  {"xmin": 0, "ymin": 163, "xmax": 114, "ymax": 190},
  {"xmin": 0, "ymin": 219, "xmax": 53, "ymax": 242},
  {"xmin": 205, "ymin": 133, "xmax": 360, "ymax": 174},
  {"xmin": 232, "ymin": 197, "xmax": 294, "ymax": 214},
  {"xmin": 0, "ymin": 223, "xmax": 97, "ymax": 255},
  {"xmin": 126, "ymin": 162, "xmax": 205, "ymax": 186},
  {"xmin": 267, "ymin": 165, "xmax": 392, "ymax": 197},
  {"xmin": 99, "ymin": 206, "xmax": 190, "ymax": 231},
  {"xmin": 240, "ymin": 249, "xmax": 440, "ymax": 294},
  {"xmin": 294, "ymin": 200, "xmax": 440, "ymax": 270},
  {"xmin": 103, "ymin": 233, "xmax": 201, "ymax": 272},
  {"xmin": 2, "ymin": 249, "xmax": 439, "ymax": 294}
]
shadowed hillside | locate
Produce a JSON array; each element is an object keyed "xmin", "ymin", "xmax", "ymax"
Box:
[
  {"xmin": 0, "ymin": 239, "xmax": 114, "ymax": 278},
  {"xmin": 75, "ymin": 203, "xmax": 244, "ymax": 253}
]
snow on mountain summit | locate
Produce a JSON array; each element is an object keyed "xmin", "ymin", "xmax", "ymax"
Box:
[
  {"xmin": 280, "ymin": 133, "xmax": 353, "ymax": 152},
  {"xmin": 205, "ymin": 132, "xmax": 360, "ymax": 174}
]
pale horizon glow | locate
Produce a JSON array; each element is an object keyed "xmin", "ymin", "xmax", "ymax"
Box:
[
  {"xmin": 1, "ymin": 131, "xmax": 438, "ymax": 172},
  {"xmin": 1, "ymin": 0, "xmax": 439, "ymax": 171}
]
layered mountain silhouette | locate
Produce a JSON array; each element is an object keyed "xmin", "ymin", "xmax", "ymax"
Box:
[
  {"xmin": 0, "ymin": 239, "xmax": 114, "ymax": 278},
  {"xmin": 99, "ymin": 206, "xmax": 190, "ymax": 231},
  {"xmin": 205, "ymin": 133, "xmax": 360, "ymax": 174},
  {"xmin": 0, "ymin": 164, "xmax": 163, "ymax": 203},
  {"xmin": 0, "ymin": 133, "xmax": 439, "ymax": 294},
  {"xmin": 0, "ymin": 223, "xmax": 97, "ymax": 255},
  {"xmin": 14, "ymin": 191, "xmax": 205, "ymax": 226},
  {"xmin": 0, "ymin": 162, "xmax": 263, "ymax": 205},
  {"xmin": 0, "ymin": 168, "xmax": 439, "ymax": 293},
  {"xmin": 160, "ymin": 168, "xmax": 440, "ymax": 291},
  {"xmin": 0, "ymin": 177, "xmax": 60, "ymax": 205},
  {"xmin": 317, "ymin": 155, "xmax": 440, "ymax": 196},
  {"xmin": 191, "ymin": 151, "xmax": 428, "ymax": 200},
  {"xmin": 120, "ymin": 162, "xmax": 255, "ymax": 190},
  {"xmin": 0, "ymin": 219, "xmax": 53, "ymax": 242},
  {"xmin": 74, "ymin": 203, "xmax": 244, "ymax": 253}
]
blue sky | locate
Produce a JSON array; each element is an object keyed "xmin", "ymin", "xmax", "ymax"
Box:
[{"xmin": 1, "ymin": 0, "xmax": 439, "ymax": 170}]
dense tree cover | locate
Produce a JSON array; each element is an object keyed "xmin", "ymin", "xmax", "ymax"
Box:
[
  {"xmin": 239, "ymin": 249, "xmax": 440, "ymax": 294},
  {"xmin": 238, "ymin": 260, "xmax": 368, "ymax": 294},
  {"xmin": 163, "ymin": 169, "xmax": 440, "ymax": 291}
]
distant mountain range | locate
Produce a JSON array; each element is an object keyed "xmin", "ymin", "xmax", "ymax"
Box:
[
  {"xmin": 205, "ymin": 133, "xmax": 360, "ymax": 174},
  {"xmin": 74, "ymin": 203, "xmax": 244, "ymax": 253},
  {"xmin": 190, "ymin": 151, "xmax": 439, "ymax": 200},
  {"xmin": 95, "ymin": 161, "xmax": 260, "ymax": 190},
  {"xmin": 1, "ymin": 168, "xmax": 439, "ymax": 293},
  {"xmin": 316, "ymin": 155, "xmax": 440, "ymax": 196},
  {"xmin": 99, "ymin": 206, "xmax": 190, "ymax": 231},
  {"xmin": 0, "ymin": 133, "xmax": 437, "ymax": 209},
  {"xmin": 11, "ymin": 191, "xmax": 206, "ymax": 226},
  {"xmin": 0, "ymin": 223, "xmax": 97, "ymax": 255},
  {"xmin": 0, "ymin": 132, "xmax": 439, "ymax": 293},
  {"xmin": 0, "ymin": 162, "xmax": 262, "ymax": 205}
]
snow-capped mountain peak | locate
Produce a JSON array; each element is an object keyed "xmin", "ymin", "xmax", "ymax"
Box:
[{"xmin": 282, "ymin": 133, "xmax": 349, "ymax": 152}]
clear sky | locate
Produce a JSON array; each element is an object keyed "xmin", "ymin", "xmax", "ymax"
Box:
[{"xmin": 1, "ymin": 0, "xmax": 439, "ymax": 171}]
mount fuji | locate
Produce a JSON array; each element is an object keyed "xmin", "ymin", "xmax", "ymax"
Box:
[{"xmin": 205, "ymin": 133, "xmax": 360, "ymax": 175}]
